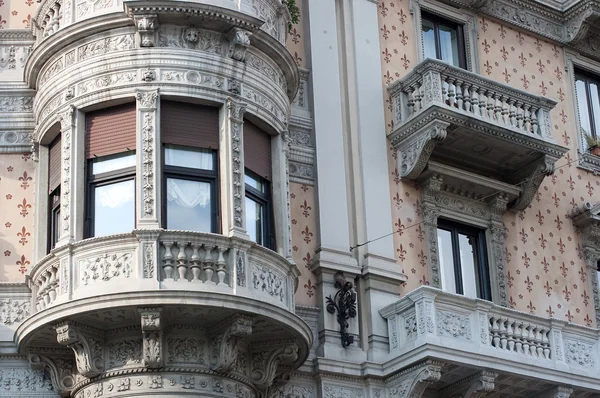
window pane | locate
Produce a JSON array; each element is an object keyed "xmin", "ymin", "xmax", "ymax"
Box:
[
  {"xmin": 245, "ymin": 173, "xmax": 265, "ymax": 192},
  {"xmin": 590, "ymin": 82, "xmax": 600, "ymax": 137},
  {"xmin": 439, "ymin": 24, "xmax": 460, "ymax": 67},
  {"xmin": 167, "ymin": 178, "xmax": 212, "ymax": 232},
  {"xmin": 437, "ymin": 228, "xmax": 456, "ymax": 294},
  {"xmin": 246, "ymin": 196, "xmax": 264, "ymax": 244},
  {"xmin": 94, "ymin": 179, "xmax": 135, "ymax": 236},
  {"xmin": 422, "ymin": 19, "xmax": 437, "ymax": 60},
  {"xmin": 576, "ymin": 79, "xmax": 593, "ymax": 141},
  {"xmin": 165, "ymin": 146, "xmax": 213, "ymax": 170},
  {"xmin": 92, "ymin": 153, "xmax": 136, "ymax": 175},
  {"xmin": 458, "ymin": 233, "xmax": 478, "ymax": 299}
]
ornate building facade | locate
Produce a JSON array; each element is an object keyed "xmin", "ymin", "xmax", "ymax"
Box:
[{"xmin": 0, "ymin": 0, "xmax": 600, "ymax": 397}]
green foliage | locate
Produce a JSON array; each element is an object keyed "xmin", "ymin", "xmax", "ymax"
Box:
[
  {"xmin": 583, "ymin": 129, "xmax": 600, "ymax": 149},
  {"xmin": 283, "ymin": 0, "xmax": 300, "ymax": 33}
]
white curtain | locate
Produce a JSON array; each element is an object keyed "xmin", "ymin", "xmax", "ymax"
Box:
[
  {"xmin": 98, "ymin": 180, "xmax": 135, "ymax": 208},
  {"xmin": 167, "ymin": 179, "xmax": 210, "ymax": 208},
  {"xmin": 164, "ymin": 148, "xmax": 213, "ymax": 170}
]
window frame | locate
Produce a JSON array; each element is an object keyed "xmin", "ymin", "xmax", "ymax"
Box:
[
  {"xmin": 161, "ymin": 145, "xmax": 219, "ymax": 233},
  {"xmin": 85, "ymin": 152, "xmax": 137, "ymax": 238},
  {"xmin": 437, "ymin": 218, "xmax": 491, "ymax": 301},
  {"xmin": 421, "ymin": 11, "xmax": 467, "ymax": 70},
  {"xmin": 574, "ymin": 69, "xmax": 600, "ymax": 139},
  {"xmin": 412, "ymin": 0, "xmax": 479, "ymax": 73},
  {"xmin": 48, "ymin": 187, "xmax": 61, "ymax": 252},
  {"xmin": 244, "ymin": 169, "xmax": 274, "ymax": 250}
]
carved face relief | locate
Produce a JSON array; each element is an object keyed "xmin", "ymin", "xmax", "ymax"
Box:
[{"xmin": 184, "ymin": 27, "xmax": 200, "ymax": 45}]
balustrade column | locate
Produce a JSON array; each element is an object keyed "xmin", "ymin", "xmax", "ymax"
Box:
[
  {"xmin": 135, "ymin": 89, "xmax": 161, "ymax": 229},
  {"xmin": 220, "ymin": 97, "xmax": 249, "ymax": 239}
]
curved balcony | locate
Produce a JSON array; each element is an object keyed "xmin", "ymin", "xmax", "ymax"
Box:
[
  {"xmin": 16, "ymin": 230, "xmax": 311, "ymax": 397},
  {"xmin": 34, "ymin": 0, "xmax": 289, "ymax": 46}
]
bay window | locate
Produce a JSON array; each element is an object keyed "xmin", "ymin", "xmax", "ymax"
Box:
[
  {"xmin": 243, "ymin": 120, "xmax": 273, "ymax": 249},
  {"xmin": 85, "ymin": 103, "xmax": 137, "ymax": 238},
  {"xmin": 161, "ymin": 101, "xmax": 220, "ymax": 233}
]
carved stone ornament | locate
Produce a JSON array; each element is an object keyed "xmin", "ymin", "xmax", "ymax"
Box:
[
  {"xmin": 535, "ymin": 386, "xmax": 574, "ymax": 398},
  {"xmin": 136, "ymin": 89, "xmax": 158, "ymax": 109},
  {"xmin": 509, "ymin": 155, "xmax": 557, "ymax": 212},
  {"xmin": 227, "ymin": 27, "xmax": 252, "ymax": 62},
  {"xmin": 387, "ymin": 360, "xmax": 442, "ymax": 398},
  {"xmin": 135, "ymin": 15, "xmax": 158, "ymax": 47},
  {"xmin": 210, "ymin": 315, "xmax": 253, "ymax": 373},
  {"xmin": 250, "ymin": 343, "xmax": 299, "ymax": 394},
  {"xmin": 54, "ymin": 321, "xmax": 105, "ymax": 378},
  {"xmin": 226, "ymin": 97, "xmax": 247, "ymax": 229},
  {"xmin": 139, "ymin": 307, "xmax": 164, "ymax": 368},
  {"xmin": 29, "ymin": 353, "xmax": 76, "ymax": 397},
  {"xmin": 441, "ymin": 370, "xmax": 497, "ymax": 398},
  {"xmin": 397, "ymin": 120, "xmax": 448, "ymax": 180}
]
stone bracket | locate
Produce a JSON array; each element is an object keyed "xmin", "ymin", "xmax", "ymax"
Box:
[
  {"xmin": 534, "ymin": 386, "xmax": 574, "ymax": 398},
  {"xmin": 442, "ymin": 370, "xmax": 497, "ymax": 398},
  {"xmin": 134, "ymin": 14, "xmax": 158, "ymax": 47},
  {"xmin": 509, "ymin": 155, "xmax": 558, "ymax": 212},
  {"xmin": 210, "ymin": 314, "xmax": 253, "ymax": 373},
  {"xmin": 139, "ymin": 307, "xmax": 164, "ymax": 368},
  {"xmin": 227, "ymin": 27, "xmax": 252, "ymax": 62},
  {"xmin": 396, "ymin": 120, "xmax": 448, "ymax": 180},
  {"xmin": 54, "ymin": 321, "xmax": 104, "ymax": 378},
  {"xmin": 250, "ymin": 342, "xmax": 300, "ymax": 397},
  {"xmin": 387, "ymin": 360, "xmax": 442, "ymax": 398},
  {"xmin": 28, "ymin": 352, "xmax": 76, "ymax": 397}
]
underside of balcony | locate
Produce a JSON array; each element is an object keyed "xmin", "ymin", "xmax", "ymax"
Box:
[{"xmin": 388, "ymin": 59, "xmax": 569, "ymax": 211}]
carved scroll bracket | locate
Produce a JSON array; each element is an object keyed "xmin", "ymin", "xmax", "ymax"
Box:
[
  {"xmin": 509, "ymin": 155, "xmax": 559, "ymax": 212},
  {"xmin": 396, "ymin": 120, "xmax": 449, "ymax": 180},
  {"xmin": 441, "ymin": 370, "xmax": 497, "ymax": 398},
  {"xmin": 250, "ymin": 343, "xmax": 299, "ymax": 398},
  {"xmin": 387, "ymin": 360, "xmax": 442, "ymax": 398},
  {"xmin": 139, "ymin": 307, "xmax": 164, "ymax": 368},
  {"xmin": 210, "ymin": 314, "xmax": 253, "ymax": 373},
  {"xmin": 28, "ymin": 353, "xmax": 76, "ymax": 397},
  {"xmin": 54, "ymin": 321, "xmax": 104, "ymax": 378}
]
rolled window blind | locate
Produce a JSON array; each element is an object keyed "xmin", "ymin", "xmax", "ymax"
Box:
[
  {"xmin": 243, "ymin": 120, "xmax": 271, "ymax": 181},
  {"xmin": 161, "ymin": 101, "xmax": 219, "ymax": 149},
  {"xmin": 48, "ymin": 134, "xmax": 61, "ymax": 193},
  {"xmin": 85, "ymin": 103, "xmax": 136, "ymax": 159}
]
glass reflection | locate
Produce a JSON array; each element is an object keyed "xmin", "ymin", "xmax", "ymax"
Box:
[
  {"xmin": 422, "ymin": 19, "xmax": 436, "ymax": 60},
  {"xmin": 166, "ymin": 178, "xmax": 212, "ymax": 232},
  {"xmin": 245, "ymin": 197, "xmax": 264, "ymax": 244},
  {"xmin": 94, "ymin": 179, "xmax": 135, "ymax": 236}
]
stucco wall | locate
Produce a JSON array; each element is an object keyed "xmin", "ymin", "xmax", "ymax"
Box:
[
  {"xmin": 377, "ymin": 2, "xmax": 599, "ymax": 326},
  {"xmin": 0, "ymin": 153, "xmax": 35, "ymax": 281}
]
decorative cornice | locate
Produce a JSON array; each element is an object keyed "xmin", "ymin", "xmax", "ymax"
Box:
[{"xmin": 0, "ymin": 29, "xmax": 35, "ymax": 43}]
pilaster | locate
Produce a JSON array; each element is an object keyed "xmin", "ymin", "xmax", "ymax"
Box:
[
  {"xmin": 56, "ymin": 106, "xmax": 76, "ymax": 247},
  {"xmin": 135, "ymin": 89, "xmax": 161, "ymax": 229},
  {"xmin": 220, "ymin": 97, "xmax": 249, "ymax": 239}
]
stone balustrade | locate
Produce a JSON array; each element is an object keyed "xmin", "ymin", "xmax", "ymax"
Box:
[
  {"xmin": 380, "ymin": 286, "xmax": 600, "ymax": 382},
  {"xmin": 28, "ymin": 230, "xmax": 298, "ymax": 315},
  {"xmin": 388, "ymin": 58, "xmax": 557, "ymax": 142},
  {"xmin": 33, "ymin": 0, "xmax": 289, "ymax": 46}
]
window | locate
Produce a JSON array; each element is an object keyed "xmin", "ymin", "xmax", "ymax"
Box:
[
  {"xmin": 437, "ymin": 219, "xmax": 491, "ymax": 300},
  {"xmin": 87, "ymin": 152, "xmax": 136, "ymax": 237},
  {"xmin": 245, "ymin": 171, "xmax": 273, "ymax": 248},
  {"xmin": 243, "ymin": 120, "xmax": 274, "ymax": 249},
  {"xmin": 575, "ymin": 71, "xmax": 600, "ymax": 146},
  {"xmin": 48, "ymin": 134, "xmax": 61, "ymax": 251},
  {"xmin": 421, "ymin": 12, "xmax": 466, "ymax": 69},
  {"xmin": 163, "ymin": 145, "xmax": 218, "ymax": 232}
]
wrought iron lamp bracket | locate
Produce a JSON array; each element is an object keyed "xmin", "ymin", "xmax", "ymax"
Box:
[{"xmin": 325, "ymin": 272, "xmax": 357, "ymax": 348}]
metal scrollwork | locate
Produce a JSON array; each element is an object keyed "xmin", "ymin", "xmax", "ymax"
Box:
[{"xmin": 325, "ymin": 272, "xmax": 357, "ymax": 348}]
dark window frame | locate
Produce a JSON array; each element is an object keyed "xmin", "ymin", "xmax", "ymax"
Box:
[
  {"xmin": 421, "ymin": 11, "xmax": 467, "ymax": 70},
  {"xmin": 437, "ymin": 218, "xmax": 491, "ymax": 300},
  {"xmin": 575, "ymin": 70, "xmax": 600, "ymax": 139},
  {"xmin": 161, "ymin": 144, "xmax": 220, "ymax": 233},
  {"xmin": 245, "ymin": 169, "xmax": 274, "ymax": 250},
  {"xmin": 85, "ymin": 152, "xmax": 136, "ymax": 238},
  {"xmin": 48, "ymin": 187, "xmax": 61, "ymax": 252}
]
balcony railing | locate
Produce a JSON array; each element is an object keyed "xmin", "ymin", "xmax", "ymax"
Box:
[
  {"xmin": 29, "ymin": 230, "xmax": 298, "ymax": 314},
  {"xmin": 388, "ymin": 58, "xmax": 557, "ymax": 143},
  {"xmin": 380, "ymin": 287, "xmax": 600, "ymax": 380}
]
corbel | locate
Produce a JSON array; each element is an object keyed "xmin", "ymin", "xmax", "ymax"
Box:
[
  {"xmin": 54, "ymin": 321, "xmax": 105, "ymax": 378},
  {"xmin": 210, "ymin": 314, "xmax": 253, "ymax": 373},
  {"xmin": 139, "ymin": 307, "xmax": 164, "ymax": 368},
  {"xmin": 29, "ymin": 352, "xmax": 76, "ymax": 397},
  {"xmin": 227, "ymin": 27, "xmax": 252, "ymax": 62},
  {"xmin": 134, "ymin": 14, "xmax": 158, "ymax": 47}
]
